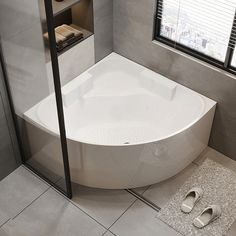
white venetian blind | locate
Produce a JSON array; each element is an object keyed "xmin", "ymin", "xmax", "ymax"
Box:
[{"xmin": 156, "ymin": 0, "xmax": 236, "ymax": 62}]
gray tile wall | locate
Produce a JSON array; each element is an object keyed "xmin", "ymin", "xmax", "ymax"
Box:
[
  {"xmin": 0, "ymin": 69, "xmax": 20, "ymax": 180},
  {"xmin": 0, "ymin": 65, "xmax": 21, "ymax": 165},
  {"xmin": 0, "ymin": 97, "xmax": 18, "ymax": 180},
  {"xmin": 1, "ymin": 0, "xmax": 234, "ymax": 161},
  {"xmin": 0, "ymin": 0, "xmax": 50, "ymax": 116},
  {"xmin": 93, "ymin": 0, "xmax": 113, "ymax": 62},
  {"xmin": 113, "ymin": 0, "xmax": 236, "ymax": 160},
  {"xmin": 0, "ymin": 0, "xmax": 111, "ymax": 115}
]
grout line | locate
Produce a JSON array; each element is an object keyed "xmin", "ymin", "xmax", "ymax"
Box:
[
  {"xmin": 53, "ymin": 185, "xmax": 139, "ymax": 233},
  {"xmin": 142, "ymin": 185, "xmax": 151, "ymax": 194},
  {"xmin": 68, "ymin": 198, "xmax": 108, "ymax": 230},
  {"xmin": 107, "ymin": 198, "xmax": 138, "ymax": 232},
  {"xmin": 49, "ymin": 185, "xmax": 108, "ymax": 231},
  {"xmin": 102, "ymin": 230, "xmax": 117, "ymax": 236},
  {"xmin": 108, "ymin": 230, "xmax": 117, "ymax": 236},
  {"xmin": 0, "ymin": 218, "xmax": 11, "ymax": 228},
  {"xmin": 101, "ymin": 230, "xmax": 108, "ymax": 236},
  {"xmin": 126, "ymin": 189, "xmax": 161, "ymax": 212},
  {"xmin": 11, "ymin": 187, "xmax": 50, "ymax": 220},
  {"xmin": 157, "ymin": 216, "xmax": 185, "ymax": 236},
  {"xmin": 131, "ymin": 185, "xmax": 151, "ymax": 195},
  {"xmin": 22, "ymin": 165, "xmax": 51, "ymax": 187}
]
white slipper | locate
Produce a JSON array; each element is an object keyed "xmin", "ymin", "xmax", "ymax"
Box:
[
  {"xmin": 193, "ymin": 205, "xmax": 221, "ymax": 228},
  {"xmin": 181, "ymin": 187, "xmax": 203, "ymax": 213}
]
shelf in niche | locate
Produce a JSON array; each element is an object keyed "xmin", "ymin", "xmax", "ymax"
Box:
[
  {"xmin": 40, "ymin": 0, "xmax": 94, "ymax": 63},
  {"xmin": 39, "ymin": 0, "xmax": 82, "ymax": 20},
  {"xmin": 45, "ymin": 25, "xmax": 93, "ymax": 62}
]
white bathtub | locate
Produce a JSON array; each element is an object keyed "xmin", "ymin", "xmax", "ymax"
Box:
[{"xmin": 25, "ymin": 53, "xmax": 216, "ymax": 189}]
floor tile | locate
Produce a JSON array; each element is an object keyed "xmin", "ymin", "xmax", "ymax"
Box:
[
  {"xmin": 193, "ymin": 147, "xmax": 236, "ymax": 173},
  {"xmin": 103, "ymin": 230, "xmax": 116, "ymax": 236},
  {"xmin": 1, "ymin": 188, "xmax": 106, "ymax": 236},
  {"xmin": 227, "ymin": 220, "xmax": 236, "ymax": 236},
  {"xmin": 0, "ymin": 228, "xmax": 8, "ymax": 236},
  {"xmin": 131, "ymin": 185, "xmax": 150, "ymax": 195},
  {"xmin": 142, "ymin": 163, "xmax": 197, "ymax": 208},
  {"xmin": 0, "ymin": 166, "xmax": 49, "ymax": 225},
  {"xmin": 70, "ymin": 184, "xmax": 137, "ymax": 228},
  {"xmin": 110, "ymin": 200, "xmax": 181, "ymax": 236},
  {"xmin": 193, "ymin": 147, "xmax": 209, "ymax": 165},
  {"xmin": 0, "ymin": 213, "xmax": 9, "ymax": 228}
]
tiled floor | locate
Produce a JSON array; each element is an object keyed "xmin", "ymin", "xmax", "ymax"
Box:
[{"xmin": 0, "ymin": 147, "xmax": 236, "ymax": 236}]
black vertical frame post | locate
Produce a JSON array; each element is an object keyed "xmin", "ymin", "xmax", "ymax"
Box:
[
  {"xmin": 224, "ymin": 10, "xmax": 236, "ymax": 68},
  {"xmin": 154, "ymin": 0, "xmax": 163, "ymax": 39},
  {"xmin": 44, "ymin": 0, "xmax": 72, "ymax": 198}
]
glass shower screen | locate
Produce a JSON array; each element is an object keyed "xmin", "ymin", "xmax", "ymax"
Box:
[{"xmin": 0, "ymin": 0, "xmax": 72, "ymax": 197}]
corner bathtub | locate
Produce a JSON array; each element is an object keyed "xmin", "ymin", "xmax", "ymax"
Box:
[{"xmin": 25, "ymin": 53, "xmax": 216, "ymax": 189}]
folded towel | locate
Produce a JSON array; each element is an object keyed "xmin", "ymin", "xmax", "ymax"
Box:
[
  {"xmin": 55, "ymin": 32, "xmax": 67, "ymax": 44},
  {"xmin": 55, "ymin": 25, "xmax": 75, "ymax": 39},
  {"xmin": 56, "ymin": 35, "xmax": 83, "ymax": 52},
  {"xmin": 62, "ymin": 24, "xmax": 83, "ymax": 38},
  {"xmin": 44, "ymin": 24, "xmax": 84, "ymax": 52},
  {"xmin": 43, "ymin": 32, "xmax": 67, "ymax": 45}
]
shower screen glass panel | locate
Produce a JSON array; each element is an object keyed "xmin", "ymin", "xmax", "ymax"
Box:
[
  {"xmin": 0, "ymin": 90, "xmax": 19, "ymax": 180},
  {"xmin": 0, "ymin": 0, "xmax": 71, "ymax": 197}
]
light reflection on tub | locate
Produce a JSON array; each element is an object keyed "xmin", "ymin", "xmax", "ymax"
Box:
[{"xmin": 24, "ymin": 53, "xmax": 216, "ymax": 189}]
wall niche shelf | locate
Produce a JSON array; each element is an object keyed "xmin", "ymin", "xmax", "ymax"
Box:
[
  {"xmin": 44, "ymin": 24, "xmax": 93, "ymax": 62},
  {"xmin": 39, "ymin": 0, "xmax": 82, "ymax": 19},
  {"xmin": 39, "ymin": 0, "xmax": 94, "ymax": 62}
]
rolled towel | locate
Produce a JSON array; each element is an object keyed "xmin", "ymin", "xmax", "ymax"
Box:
[
  {"xmin": 62, "ymin": 24, "xmax": 83, "ymax": 38},
  {"xmin": 55, "ymin": 25, "xmax": 75, "ymax": 39}
]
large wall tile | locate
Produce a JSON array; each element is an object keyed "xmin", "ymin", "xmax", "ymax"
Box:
[
  {"xmin": 0, "ymin": 0, "xmax": 40, "ymax": 40},
  {"xmin": 46, "ymin": 36, "xmax": 95, "ymax": 91},
  {"xmin": 0, "ymin": 0, "xmax": 47, "ymax": 116},
  {"xmin": 93, "ymin": 0, "xmax": 113, "ymax": 62},
  {"xmin": 1, "ymin": 21, "xmax": 49, "ymax": 116}
]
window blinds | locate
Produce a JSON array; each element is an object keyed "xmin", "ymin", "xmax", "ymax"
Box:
[{"xmin": 156, "ymin": 0, "xmax": 236, "ymax": 62}]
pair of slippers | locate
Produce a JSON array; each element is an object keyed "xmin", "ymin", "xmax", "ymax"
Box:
[{"xmin": 181, "ymin": 187, "xmax": 221, "ymax": 228}]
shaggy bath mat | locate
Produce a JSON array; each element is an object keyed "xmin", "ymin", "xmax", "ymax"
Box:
[{"xmin": 157, "ymin": 159, "xmax": 236, "ymax": 236}]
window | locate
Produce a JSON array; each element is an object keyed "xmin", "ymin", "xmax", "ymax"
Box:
[{"xmin": 154, "ymin": 0, "xmax": 236, "ymax": 74}]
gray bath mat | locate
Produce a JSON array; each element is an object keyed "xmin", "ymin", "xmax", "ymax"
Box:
[{"xmin": 157, "ymin": 159, "xmax": 236, "ymax": 236}]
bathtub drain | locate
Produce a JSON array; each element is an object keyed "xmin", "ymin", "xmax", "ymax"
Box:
[{"xmin": 124, "ymin": 142, "xmax": 130, "ymax": 144}]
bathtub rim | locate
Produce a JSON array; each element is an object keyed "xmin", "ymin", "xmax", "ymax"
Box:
[
  {"xmin": 23, "ymin": 52, "xmax": 217, "ymax": 147},
  {"xmin": 24, "ymin": 97, "xmax": 216, "ymax": 147}
]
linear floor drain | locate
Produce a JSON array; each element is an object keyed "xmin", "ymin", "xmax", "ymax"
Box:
[{"xmin": 126, "ymin": 189, "xmax": 161, "ymax": 212}]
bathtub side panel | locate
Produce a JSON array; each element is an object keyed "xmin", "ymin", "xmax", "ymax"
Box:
[{"xmin": 69, "ymin": 106, "xmax": 216, "ymax": 189}]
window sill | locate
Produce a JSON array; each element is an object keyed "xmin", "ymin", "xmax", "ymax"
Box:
[{"xmin": 152, "ymin": 39, "xmax": 236, "ymax": 81}]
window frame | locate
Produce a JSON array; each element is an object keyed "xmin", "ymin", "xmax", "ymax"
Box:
[{"xmin": 154, "ymin": 0, "xmax": 236, "ymax": 76}]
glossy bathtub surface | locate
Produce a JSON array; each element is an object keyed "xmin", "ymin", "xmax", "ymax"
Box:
[
  {"xmin": 25, "ymin": 53, "xmax": 216, "ymax": 188},
  {"xmin": 36, "ymin": 53, "xmax": 210, "ymax": 145}
]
